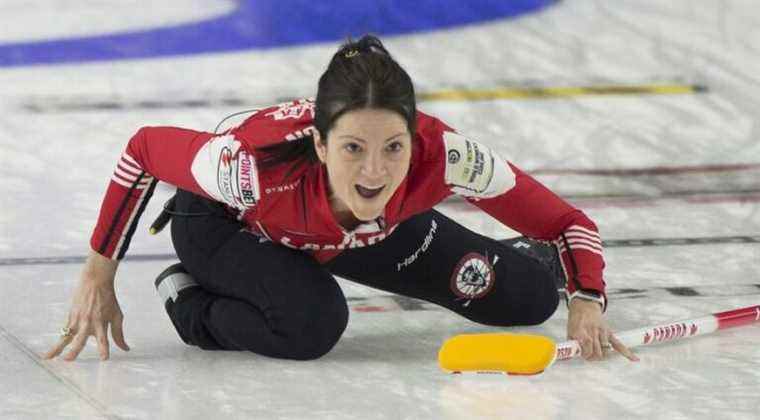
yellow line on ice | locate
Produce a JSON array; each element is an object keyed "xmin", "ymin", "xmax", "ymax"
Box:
[{"xmin": 418, "ymin": 84, "xmax": 704, "ymax": 102}]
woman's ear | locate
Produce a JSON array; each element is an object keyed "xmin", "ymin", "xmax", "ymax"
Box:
[{"xmin": 313, "ymin": 130, "xmax": 327, "ymax": 164}]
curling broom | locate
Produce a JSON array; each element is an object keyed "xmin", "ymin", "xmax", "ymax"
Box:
[{"xmin": 438, "ymin": 304, "xmax": 760, "ymax": 375}]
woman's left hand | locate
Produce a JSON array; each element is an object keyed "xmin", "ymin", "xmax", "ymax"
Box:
[{"xmin": 567, "ymin": 298, "xmax": 639, "ymax": 362}]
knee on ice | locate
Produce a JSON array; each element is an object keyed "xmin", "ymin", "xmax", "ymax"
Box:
[{"xmin": 273, "ymin": 303, "xmax": 350, "ymax": 361}]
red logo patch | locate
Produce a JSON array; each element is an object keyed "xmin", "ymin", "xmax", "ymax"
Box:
[{"xmin": 450, "ymin": 252, "xmax": 495, "ymax": 304}]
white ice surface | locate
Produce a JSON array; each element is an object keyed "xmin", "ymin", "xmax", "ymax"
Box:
[
  {"xmin": 0, "ymin": 0, "xmax": 236, "ymax": 43},
  {"xmin": 1, "ymin": 1, "xmax": 759, "ymax": 419}
]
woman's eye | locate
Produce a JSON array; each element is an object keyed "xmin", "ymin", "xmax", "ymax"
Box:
[
  {"xmin": 386, "ymin": 142, "xmax": 403, "ymax": 152},
  {"xmin": 344, "ymin": 143, "xmax": 362, "ymax": 153}
]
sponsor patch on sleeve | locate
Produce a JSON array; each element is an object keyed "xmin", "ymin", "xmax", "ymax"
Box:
[
  {"xmin": 442, "ymin": 131, "xmax": 516, "ymax": 198},
  {"xmin": 191, "ymin": 135, "xmax": 260, "ymax": 209}
]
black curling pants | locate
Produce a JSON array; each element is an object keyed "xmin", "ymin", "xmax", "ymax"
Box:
[{"xmin": 167, "ymin": 190, "xmax": 559, "ymax": 360}]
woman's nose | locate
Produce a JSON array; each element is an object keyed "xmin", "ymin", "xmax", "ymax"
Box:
[{"xmin": 360, "ymin": 152, "xmax": 387, "ymax": 177}]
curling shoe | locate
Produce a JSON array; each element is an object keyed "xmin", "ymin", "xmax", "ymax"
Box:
[{"xmin": 154, "ymin": 263, "xmax": 200, "ymax": 308}]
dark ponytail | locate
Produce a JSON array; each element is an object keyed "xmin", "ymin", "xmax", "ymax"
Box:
[{"xmin": 256, "ymin": 35, "xmax": 417, "ymax": 172}]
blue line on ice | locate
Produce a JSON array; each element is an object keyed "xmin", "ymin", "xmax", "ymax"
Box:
[{"xmin": 0, "ymin": 0, "xmax": 556, "ymax": 67}]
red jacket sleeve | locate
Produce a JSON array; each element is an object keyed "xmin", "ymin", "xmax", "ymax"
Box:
[
  {"xmin": 90, "ymin": 126, "xmax": 260, "ymax": 259},
  {"xmin": 420, "ymin": 113, "xmax": 607, "ymax": 304}
]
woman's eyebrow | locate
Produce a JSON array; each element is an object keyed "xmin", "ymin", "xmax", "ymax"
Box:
[{"xmin": 338, "ymin": 133, "xmax": 407, "ymax": 143}]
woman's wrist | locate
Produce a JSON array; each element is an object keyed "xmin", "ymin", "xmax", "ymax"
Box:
[
  {"xmin": 569, "ymin": 296, "xmax": 603, "ymax": 312},
  {"xmin": 567, "ymin": 289, "xmax": 606, "ymax": 312},
  {"xmin": 82, "ymin": 250, "xmax": 119, "ymax": 283}
]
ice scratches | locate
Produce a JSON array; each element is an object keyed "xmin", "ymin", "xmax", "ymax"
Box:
[
  {"xmin": 0, "ymin": 324, "xmax": 119, "ymax": 420},
  {"xmin": 606, "ymin": 283, "xmax": 760, "ymax": 300},
  {"xmin": 599, "ymin": 235, "xmax": 760, "ymax": 247},
  {"xmin": 21, "ymin": 96, "xmax": 252, "ymax": 113},
  {"xmin": 18, "ymin": 81, "xmax": 705, "ymax": 113},
  {"xmin": 0, "ymin": 253, "xmax": 176, "ymax": 267}
]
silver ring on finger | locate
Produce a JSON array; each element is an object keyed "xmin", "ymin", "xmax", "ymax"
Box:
[{"xmin": 59, "ymin": 326, "xmax": 75, "ymax": 338}]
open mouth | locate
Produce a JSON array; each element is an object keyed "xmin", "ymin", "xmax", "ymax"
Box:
[{"xmin": 355, "ymin": 184, "xmax": 385, "ymax": 199}]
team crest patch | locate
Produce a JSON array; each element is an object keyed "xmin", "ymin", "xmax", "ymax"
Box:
[
  {"xmin": 450, "ymin": 252, "xmax": 499, "ymax": 306},
  {"xmin": 442, "ymin": 131, "xmax": 516, "ymax": 198},
  {"xmin": 447, "ymin": 149, "xmax": 461, "ymax": 164}
]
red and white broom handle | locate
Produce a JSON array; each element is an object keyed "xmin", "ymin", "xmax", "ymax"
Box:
[{"xmin": 555, "ymin": 304, "xmax": 760, "ymax": 361}]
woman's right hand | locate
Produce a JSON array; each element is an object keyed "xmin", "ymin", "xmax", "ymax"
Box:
[{"xmin": 44, "ymin": 251, "xmax": 130, "ymax": 361}]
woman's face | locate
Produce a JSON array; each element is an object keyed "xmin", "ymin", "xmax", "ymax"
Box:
[{"xmin": 314, "ymin": 108, "xmax": 412, "ymax": 224}]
